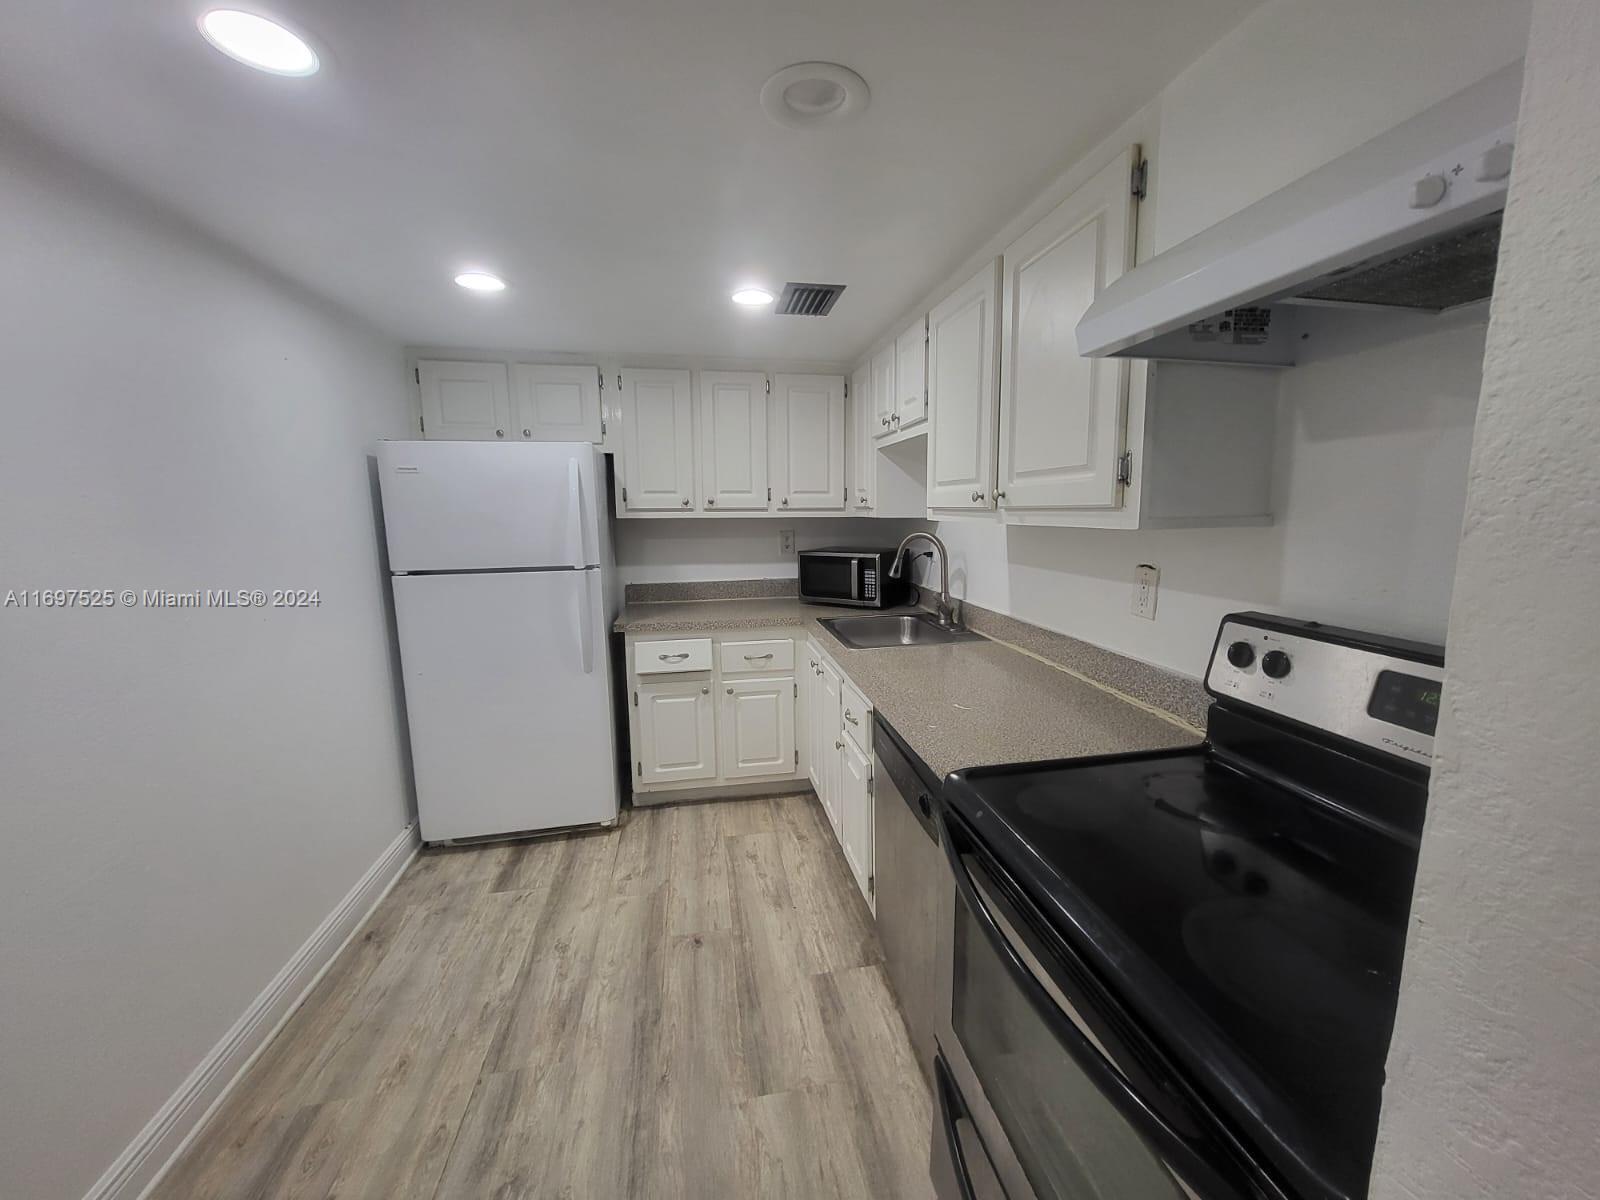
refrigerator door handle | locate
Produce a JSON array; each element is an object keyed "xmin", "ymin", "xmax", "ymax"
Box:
[
  {"xmin": 574, "ymin": 571, "xmax": 595, "ymax": 675},
  {"xmin": 566, "ymin": 455, "xmax": 587, "ymax": 570}
]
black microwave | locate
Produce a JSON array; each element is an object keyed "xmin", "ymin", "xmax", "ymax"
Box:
[{"xmin": 798, "ymin": 547, "xmax": 910, "ymax": 608}]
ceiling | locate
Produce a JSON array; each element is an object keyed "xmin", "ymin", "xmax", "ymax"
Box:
[{"xmin": 0, "ymin": 0, "xmax": 1259, "ymax": 362}]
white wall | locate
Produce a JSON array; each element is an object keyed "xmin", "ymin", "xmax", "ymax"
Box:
[
  {"xmin": 613, "ymin": 517, "xmax": 927, "ymax": 586},
  {"xmin": 893, "ymin": 0, "xmax": 1531, "ymax": 678},
  {"xmin": 0, "ymin": 127, "xmax": 414, "ymax": 1199},
  {"xmin": 1372, "ymin": 4, "xmax": 1600, "ymax": 1194}
]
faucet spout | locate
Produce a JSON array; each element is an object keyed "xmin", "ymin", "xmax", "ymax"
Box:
[{"xmin": 890, "ymin": 532, "xmax": 960, "ymax": 629}]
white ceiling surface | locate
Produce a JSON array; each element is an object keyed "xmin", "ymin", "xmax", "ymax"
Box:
[{"xmin": 0, "ymin": 0, "xmax": 1259, "ymax": 361}]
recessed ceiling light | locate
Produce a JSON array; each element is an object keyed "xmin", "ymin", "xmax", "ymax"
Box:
[
  {"xmin": 198, "ymin": 10, "xmax": 319, "ymax": 76},
  {"xmin": 454, "ymin": 271, "xmax": 507, "ymax": 293},
  {"xmin": 760, "ymin": 63, "xmax": 870, "ymax": 128},
  {"xmin": 731, "ymin": 287, "xmax": 775, "ymax": 307}
]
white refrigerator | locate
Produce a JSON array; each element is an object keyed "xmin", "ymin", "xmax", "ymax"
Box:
[{"xmin": 378, "ymin": 440, "xmax": 619, "ymax": 843}]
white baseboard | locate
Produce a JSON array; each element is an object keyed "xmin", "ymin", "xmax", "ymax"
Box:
[{"xmin": 82, "ymin": 823, "xmax": 420, "ymax": 1200}]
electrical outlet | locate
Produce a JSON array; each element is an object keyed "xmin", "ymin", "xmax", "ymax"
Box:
[
  {"xmin": 780, "ymin": 529, "xmax": 796, "ymax": 555},
  {"xmin": 1131, "ymin": 563, "xmax": 1159, "ymax": 620}
]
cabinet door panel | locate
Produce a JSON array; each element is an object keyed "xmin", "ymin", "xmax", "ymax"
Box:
[
  {"xmin": 622, "ymin": 368, "xmax": 695, "ymax": 511},
  {"xmin": 699, "ymin": 371, "xmax": 769, "ymax": 512},
  {"xmin": 818, "ymin": 657, "xmax": 843, "ymax": 838},
  {"xmin": 840, "ymin": 737, "xmax": 874, "ymax": 904},
  {"xmin": 871, "ymin": 347, "xmax": 896, "ymax": 439},
  {"xmin": 849, "ymin": 364, "xmax": 874, "ymax": 512},
  {"xmin": 927, "ymin": 260, "xmax": 1001, "ymax": 510},
  {"xmin": 998, "ymin": 148, "xmax": 1136, "ymax": 511},
  {"xmin": 418, "ymin": 360, "xmax": 511, "ymax": 441},
  {"xmin": 720, "ymin": 677, "xmax": 797, "ymax": 779},
  {"xmin": 895, "ymin": 318, "xmax": 928, "ymax": 429},
  {"xmin": 513, "ymin": 363, "xmax": 602, "ymax": 442},
  {"xmin": 771, "ymin": 374, "xmax": 845, "ymax": 512},
  {"xmin": 638, "ymin": 681, "xmax": 715, "ymax": 784}
]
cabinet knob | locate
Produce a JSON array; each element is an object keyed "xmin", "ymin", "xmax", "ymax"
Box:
[
  {"xmin": 781, "ymin": 497, "xmax": 789, "ymax": 507},
  {"xmin": 726, "ymin": 687, "xmax": 734, "ymax": 695},
  {"xmin": 835, "ymin": 740, "xmax": 844, "ymax": 750},
  {"xmin": 892, "ymin": 413, "xmax": 901, "ymax": 425},
  {"xmin": 859, "ymin": 495, "xmax": 868, "ymax": 504},
  {"xmin": 681, "ymin": 497, "xmax": 691, "ymax": 507},
  {"xmin": 971, "ymin": 490, "xmax": 985, "ymax": 503},
  {"xmin": 707, "ymin": 497, "xmax": 716, "ymax": 506},
  {"xmin": 495, "ymin": 429, "xmax": 505, "ymax": 438},
  {"xmin": 701, "ymin": 686, "xmax": 709, "ymax": 694},
  {"xmin": 995, "ymin": 490, "xmax": 1006, "ymax": 502},
  {"xmin": 522, "ymin": 428, "xmax": 532, "ymax": 438}
]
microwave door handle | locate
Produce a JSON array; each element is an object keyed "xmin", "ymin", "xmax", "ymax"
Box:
[
  {"xmin": 937, "ymin": 809, "xmax": 1252, "ymax": 1199},
  {"xmin": 851, "ymin": 560, "xmax": 861, "ymax": 602}
]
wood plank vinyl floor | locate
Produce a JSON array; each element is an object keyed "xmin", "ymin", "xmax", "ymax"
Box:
[{"xmin": 152, "ymin": 794, "xmax": 935, "ymax": 1200}]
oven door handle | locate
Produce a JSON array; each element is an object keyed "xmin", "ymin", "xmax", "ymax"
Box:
[
  {"xmin": 934, "ymin": 1053, "xmax": 982, "ymax": 1200},
  {"xmin": 938, "ymin": 807, "xmax": 1254, "ymax": 1200}
]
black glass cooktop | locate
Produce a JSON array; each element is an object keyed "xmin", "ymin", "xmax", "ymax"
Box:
[{"xmin": 944, "ymin": 722, "xmax": 1424, "ymax": 1200}]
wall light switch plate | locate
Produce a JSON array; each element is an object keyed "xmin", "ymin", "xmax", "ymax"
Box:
[
  {"xmin": 780, "ymin": 529, "xmax": 796, "ymax": 555},
  {"xmin": 1131, "ymin": 563, "xmax": 1159, "ymax": 620}
]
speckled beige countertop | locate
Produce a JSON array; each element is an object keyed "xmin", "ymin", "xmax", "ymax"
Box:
[{"xmin": 614, "ymin": 598, "xmax": 1202, "ymax": 778}]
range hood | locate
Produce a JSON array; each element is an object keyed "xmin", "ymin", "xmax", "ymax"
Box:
[{"xmin": 1077, "ymin": 64, "xmax": 1523, "ymax": 366}]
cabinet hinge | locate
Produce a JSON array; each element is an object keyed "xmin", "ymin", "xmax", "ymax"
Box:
[
  {"xmin": 765, "ymin": 379, "xmax": 771, "ymax": 395},
  {"xmin": 419, "ymin": 412, "xmax": 425, "ymax": 434},
  {"xmin": 795, "ymin": 749, "xmax": 799, "ymax": 766},
  {"xmin": 637, "ymin": 762, "xmax": 642, "ymax": 777},
  {"xmin": 632, "ymin": 690, "xmax": 638, "ymax": 707},
  {"xmin": 1117, "ymin": 451, "xmax": 1134, "ymax": 486},
  {"xmin": 868, "ymin": 873, "xmax": 875, "ymax": 894},
  {"xmin": 767, "ymin": 486, "xmax": 773, "ymax": 502},
  {"xmin": 844, "ymin": 380, "xmax": 849, "ymax": 400},
  {"xmin": 598, "ymin": 369, "xmax": 604, "ymax": 391},
  {"xmin": 1131, "ymin": 157, "xmax": 1149, "ymax": 201},
  {"xmin": 414, "ymin": 366, "xmax": 420, "ymax": 385},
  {"xmin": 622, "ymin": 486, "xmax": 629, "ymax": 503}
]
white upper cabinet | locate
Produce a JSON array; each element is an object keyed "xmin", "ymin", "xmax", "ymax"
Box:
[
  {"xmin": 997, "ymin": 147, "xmax": 1137, "ymax": 512},
  {"xmin": 417, "ymin": 360, "xmax": 512, "ymax": 441},
  {"xmin": 894, "ymin": 317, "xmax": 928, "ymax": 431},
  {"xmin": 698, "ymin": 371, "xmax": 769, "ymax": 512},
  {"xmin": 512, "ymin": 363, "xmax": 603, "ymax": 442},
  {"xmin": 870, "ymin": 346, "xmax": 896, "ymax": 439},
  {"xmin": 850, "ymin": 364, "xmax": 874, "ymax": 512},
  {"xmin": 621, "ymin": 367, "xmax": 695, "ymax": 512},
  {"xmin": 927, "ymin": 259, "xmax": 1002, "ymax": 511},
  {"xmin": 770, "ymin": 374, "xmax": 845, "ymax": 512}
]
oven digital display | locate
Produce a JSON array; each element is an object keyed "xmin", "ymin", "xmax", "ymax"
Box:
[{"xmin": 1367, "ymin": 670, "xmax": 1441, "ymax": 737}]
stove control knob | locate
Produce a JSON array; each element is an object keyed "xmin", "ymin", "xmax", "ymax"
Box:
[
  {"xmin": 1226, "ymin": 641, "xmax": 1255, "ymax": 669},
  {"xmin": 1261, "ymin": 650, "xmax": 1292, "ymax": 680}
]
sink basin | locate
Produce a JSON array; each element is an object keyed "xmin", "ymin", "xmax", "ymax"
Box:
[{"xmin": 820, "ymin": 612, "xmax": 985, "ymax": 650}]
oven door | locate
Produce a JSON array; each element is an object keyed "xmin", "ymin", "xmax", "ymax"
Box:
[{"xmin": 937, "ymin": 806, "xmax": 1267, "ymax": 1200}]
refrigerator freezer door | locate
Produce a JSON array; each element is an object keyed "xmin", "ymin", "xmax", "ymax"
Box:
[
  {"xmin": 378, "ymin": 440, "xmax": 601, "ymax": 572},
  {"xmin": 393, "ymin": 568, "xmax": 618, "ymax": 841}
]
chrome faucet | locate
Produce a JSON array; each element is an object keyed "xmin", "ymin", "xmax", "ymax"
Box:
[{"xmin": 889, "ymin": 532, "xmax": 961, "ymax": 629}]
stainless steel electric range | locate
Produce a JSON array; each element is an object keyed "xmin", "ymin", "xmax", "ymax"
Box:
[{"xmin": 930, "ymin": 612, "xmax": 1445, "ymax": 1200}]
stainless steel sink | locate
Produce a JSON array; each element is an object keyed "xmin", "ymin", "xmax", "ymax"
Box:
[{"xmin": 819, "ymin": 612, "xmax": 985, "ymax": 650}]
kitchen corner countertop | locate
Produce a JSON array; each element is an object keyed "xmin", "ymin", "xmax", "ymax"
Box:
[{"xmin": 614, "ymin": 598, "xmax": 1202, "ymax": 779}]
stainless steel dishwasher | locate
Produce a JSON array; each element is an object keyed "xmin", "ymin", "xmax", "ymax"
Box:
[{"xmin": 872, "ymin": 714, "xmax": 952, "ymax": 1086}]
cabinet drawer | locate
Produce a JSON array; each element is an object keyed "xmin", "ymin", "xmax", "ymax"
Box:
[
  {"xmin": 720, "ymin": 638, "xmax": 795, "ymax": 675},
  {"xmin": 635, "ymin": 638, "xmax": 714, "ymax": 675},
  {"xmin": 841, "ymin": 678, "xmax": 872, "ymax": 753}
]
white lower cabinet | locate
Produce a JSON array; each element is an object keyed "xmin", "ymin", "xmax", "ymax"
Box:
[
  {"xmin": 720, "ymin": 677, "xmax": 796, "ymax": 779},
  {"xmin": 839, "ymin": 737, "xmax": 875, "ymax": 902},
  {"xmin": 636, "ymin": 680, "xmax": 717, "ymax": 785},
  {"xmin": 628, "ymin": 633, "xmax": 804, "ymax": 798},
  {"xmin": 804, "ymin": 637, "xmax": 875, "ymax": 907}
]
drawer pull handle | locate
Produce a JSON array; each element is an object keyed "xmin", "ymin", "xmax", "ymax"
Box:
[
  {"xmin": 844, "ymin": 708, "xmax": 860, "ymax": 725},
  {"xmin": 658, "ymin": 652, "xmax": 690, "ymax": 662},
  {"xmin": 743, "ymin": 653, "xmax": 774, "ymax": 661}
]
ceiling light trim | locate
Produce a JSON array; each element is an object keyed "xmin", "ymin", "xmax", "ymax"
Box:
[
  {"xmin": 454, "ymin": 271, "xmax": 508, "ymax": 293},
  {"xmin": 760, "ymin": 62, "xmax": 870, "ymax": 129},
  {"xmin": 198, "ymin": 9, "xmax": 320, "ymax": 77}
]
